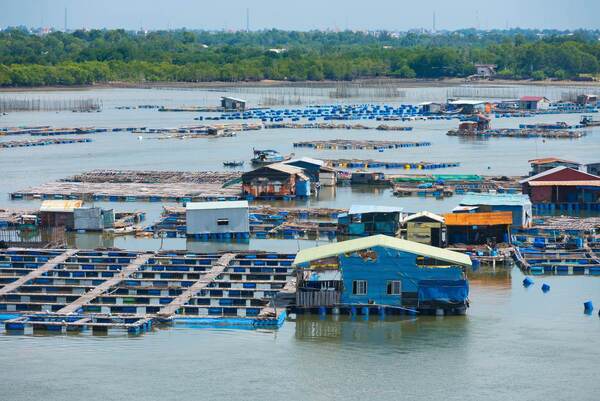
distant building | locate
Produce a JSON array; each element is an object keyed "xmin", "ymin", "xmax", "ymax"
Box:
[
  {"xmin": 447, "ymin": 99, "xmax": 489, "ymax": 114},
  {"xmin": 576, "ymin": 94, "xmax": 598, "ymax": 106},
  {"xmin": 283, "ymin": 157, "xmax": 337, "ymax": 187},
  {"xmin": 520, "ymin": 166, "xmax": 600, "ymax": 205},
  {"xmin": 528, "ymin": 157, "xmax": 583, "ymax": 176},
  {"xmin": 337, "ymin": 205, "xmax": 404, "ymax": 236},
  {"xmin": 420, "ymin": 102, "xmax": 444, "ymax": 114},
  {"xmin": 293, "ymin": 235, "xmax": 472, "ymax": 314},
  {"xmin": 444, "ymin": 211, "xmax": 513, "ymax": 245},
  {"xmin": 586, "ymin": 162, "xmax": 600, "ymax": 177},
  {"xmin": 350, "ymin": 171, "xmax": 386, "ymax": 185},
  {"xmin": 186, "ymin": 201, "xmax": 249, "ymax": 238},
  {"xmin": 474, "ymin": 64, "xmax": 497, "ymax": 78},
  {"xmin": 241, "ymin": 163, "xmax": 310, "ymax": 198},
  {"xmin": 519, "ymin": 96, "xmax": 551, "ymax": 110},
  {"xmin": 39, "ymin": 200, "xmax": 83, "ymax": 230},
  {"xmin": 403, "ymin": 211, "xmax": 446, "ymax": 247},
  {"xmin": 74, "ymin": 207, "xmax": 114, "ymax": 231},
  {"xmin": 458, "ymin": 193, "xmax": 532, "ymax": 228},
  {"xmin": 220, "ymin": 96, "xmax": 246, "ymax": 111}
]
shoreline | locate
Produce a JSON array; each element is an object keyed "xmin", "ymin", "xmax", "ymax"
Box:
[{"xmin": 1, "ymin": 77, "xmax": 599, "ymax": 93}]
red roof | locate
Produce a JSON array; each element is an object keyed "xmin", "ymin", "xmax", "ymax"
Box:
[
  {"xmin": 520, "ymin": 96, "xmax": 548, "ymax": 102},
  {"xmin": 521, "ymin": 167, "xmax": 600, "ymax": 186}
]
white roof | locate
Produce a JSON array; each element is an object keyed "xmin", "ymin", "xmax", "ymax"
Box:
[
  {"xmin": 404, "ymin": 211, "xmax": 445, "ymax": 223},
  {"xmin": 284, "ymin": 157, "xmax": 325, "ymax": 167},
  {"xmin": 448, "ymin": 99, "xmax": 486, "ymax": 105},
  {"xmin": 221, "ymin": 96, "xmax": 246, "ymax": 103},
  {"xmin": 186, "ymin": 201, "xmax": 249, "ymax": 211},
  {"xmin": 39, "ymin": 200, "xmax": 83, "ymax": 212},
  {"xmin": 349, "ymin": 204, "xmax": 404, "ymax": 215}
]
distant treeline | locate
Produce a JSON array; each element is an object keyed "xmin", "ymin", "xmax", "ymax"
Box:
[{"xmin": 0, "ymin": 28, "xmax": 600, "ymax": 86}]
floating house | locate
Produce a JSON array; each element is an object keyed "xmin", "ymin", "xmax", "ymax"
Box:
[
  {"xmin": 39, "ymin": 200, "xmax": 83, "ymax": 230},
  {"xmin": 419, "ymin": 102, "xmax": 444, "ymax": 114},
  {"xmin": 444, "ymin": 211, "xmax": 513, "ymax": 245},
  {"xmin": 403, "ymin": 211, "xmax": 446, "ymax": 247},
  {"xmin": 520, "ymin": 166, "xmax": 600, "ymax": 208},
  {"xmin": 283, "ymin": 157, "xmax": 337, "ymax": 187},
  {"xmin": 220, "ymin": 96, "xmax": 246, "ymax": 111},
  {"xmin": 241, "ymin": 163, "xmax": 310, "ymax": 199},
  {"xmin": 337, "ymin": 205, "xmax": 404, "ymax": 236},
  {"xmin": 292, "ymin": 235, "xmax": 471, "ymax": 314},
  {"xmin": 586, "ymin": 162, "xmax": 600, "ymax": 177},
  {"xmin": 73, "ymin": 207, "xmax": 114, "ymax": 231},
  {"xmin": 576, "ymin": 94, "xmax": 598, "ymax": 106},
  {"xmin": 519, "ymin": 96, "xmax": 550, "ymax": 110},
  {"xmin": 186, "ymin": 201, "xmax": 249, "ymax": 238},
  {"xmin": 447, "ymin": 99, "xmax": 489, "ymax": 114},
  {"xmin": 458, "ymin": 193, "xmax": 532, "ymax": 228},
  {"xmin": 528, "ymin": 157, "xmax": 582, "ymax": 176},
  {"xmin": 350, "ymin": 171, "xmax": 386, "ymax": 185}
]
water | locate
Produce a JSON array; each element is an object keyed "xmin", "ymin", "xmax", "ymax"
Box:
[
  {"xmin": 1, "ymin": 86, "xmax": 600, "ymax": 400},
  {"xmin": 0, "ymin": 266, "xmax": 599, "ymax": 401}
]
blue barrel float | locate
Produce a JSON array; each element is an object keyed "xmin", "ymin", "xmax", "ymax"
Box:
[{"xmin": 522, "ymin": 277, "xmax": 534, "ymax": 287}]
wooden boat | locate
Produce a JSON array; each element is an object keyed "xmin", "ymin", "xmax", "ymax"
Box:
[
  {"xmin": 223, "ymin": 161, "xmax": 244, "ymax": 167},
  {"xmin": 251, "ymin": 149, "xmax": 285, "ymax": 166}
]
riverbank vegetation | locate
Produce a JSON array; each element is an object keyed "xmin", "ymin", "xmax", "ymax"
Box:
[{"xmin": 1, "ymin": 28, "xmax": 599, "ymax": 86}]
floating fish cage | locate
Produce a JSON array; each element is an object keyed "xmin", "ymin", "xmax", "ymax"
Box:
[{"xmin": 0, "ymin": 249, "xmax": 297, "ymax": 335}]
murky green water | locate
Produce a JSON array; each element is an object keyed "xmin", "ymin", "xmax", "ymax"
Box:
[{"xmin": 1, "ymin": 86, "xmax": 600, "ymax": 400}]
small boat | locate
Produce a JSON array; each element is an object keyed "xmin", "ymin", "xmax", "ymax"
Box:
[
  {"xmin": 223, "ymin": 161, "xmax": 244, "ymax": 167},
  {"xmin": 251, "ymin": 149, "xmax": 285, "ymax": 166}
]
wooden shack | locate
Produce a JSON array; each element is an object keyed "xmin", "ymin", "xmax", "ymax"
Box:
[
  {"xmin": 444, "ymin": 211, "xmax": 513, "ymax": 245},
  {"xmin": 404, "ymin": 211, "xmax": 446, "ymax": 247},
  {"xmin": 241, "ymin": 163, "xmax": 309, "ymax": 198},
  {"xmin": 39, "ymin": 200, "xmax": 83, "ymax": 230}
]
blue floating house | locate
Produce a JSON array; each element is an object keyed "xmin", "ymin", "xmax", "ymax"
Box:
[
  {"xmin": 293, "ymin": 235, "xmax": 471, "ymax": 315},
  {"xmin": 458, "ymin": 192, "xmax": 532, "ymax": 228},
  {"xmin": 337, "ymin": 205, "xmax": 404, "ymax": 236}
]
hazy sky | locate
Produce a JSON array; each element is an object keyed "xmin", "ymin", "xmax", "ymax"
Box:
[{"xmin": 2, "ymin": 0, "xmax": 599, "ymax": 31}]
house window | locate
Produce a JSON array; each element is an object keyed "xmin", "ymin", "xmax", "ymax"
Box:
[
  {"xmin": 387, "ymin": 280, "xmax": 401, "ymax": 295},
  {"xmin": 352, "ymin": 280, "xmax": 367, "ymax": 295},
  {"xmin": 217, "ymin": 218, "xmax": 229, "ymax": 226}
]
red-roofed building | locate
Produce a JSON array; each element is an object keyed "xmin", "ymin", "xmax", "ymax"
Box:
[
  {"xmin": 519, "ymin": 96, "xmax": 551, "ymax": 110},
  {"xmin": 520, "ymin": 167, "xmax": 600, "ymax": 207}
]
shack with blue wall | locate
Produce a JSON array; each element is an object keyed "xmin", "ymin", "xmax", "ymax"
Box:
[
  {"xmin": 458, "ymin": 192, "xmax": 532, "ymax": 228},
  {"xmin": 337, "ymin": 205, "xmax": 404, "ymax": 236},
  {"xmin": 293, "ymin": 235, "xmax": 471, "ymax": 315}
]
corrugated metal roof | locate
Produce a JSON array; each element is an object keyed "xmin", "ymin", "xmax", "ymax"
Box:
[
  {"xmin": 460, "ymin": 192, "xmax": 532, "ymax": 207},
  {"xmin": 448, "ymin": 99, "xmax": 486, "ymax": 105},
  {"xmin": 39, "ymin": 200, "xmax": 83, "ymax": 212},
  {"xmin": 444, "ymin": 212, "xmax": 513, "ymax": 226},
  {"xmin": 267, "ymin": 163, "xmax": 306, "ymax": 175},
  {"xmin": 349, "ymin": 204, "xmax": 404, "ymax": 215},
  {"xmin": 520, "ymin": 96, "xmax": 548, "ymax": 102},
  {"xmin": 520, "ymin": 166, "xmax": 600, "ymax": 184},
  {"xmin": 186, "ymin": 200, "xmax": 249, "ymax": 210},
  {"xmin": 404, "ymin": 211, "xmax": 445, "ymax": 223},
  {"xmin": 221, "ymin": 96, "xmax": 246, "ymax": 103},
  {"xmin": 284, "ymin": 157, "xmax": 325, "ymax": 167},
  {"xmin": 293, "ymin": 234, "xmax": 472, "ymax": 267},
  {"xmin": 528, "ymin": 157, "xmax": 579, "ymax": 165}
]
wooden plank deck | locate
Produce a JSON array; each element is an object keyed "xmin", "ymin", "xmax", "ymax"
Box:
[
  {"xmin": 0, "ymin": 249, "xmax": 77, "ymax": 296},
  {"xmin": 56, "ymin": 253, "xmax": 151, "ymax": 315},
  {"xmin": 157, "ymin": 253, "xmax": 236, "ymax": 317}
]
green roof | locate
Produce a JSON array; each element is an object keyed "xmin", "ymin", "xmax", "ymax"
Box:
[{"xmin": 293, "ymin": 234, "xmax": 472, "ymax": 267}]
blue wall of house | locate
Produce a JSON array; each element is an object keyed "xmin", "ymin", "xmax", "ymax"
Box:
[{"xmin": 338, "ymin": 246, "xmax": 465, "ymax": 305}]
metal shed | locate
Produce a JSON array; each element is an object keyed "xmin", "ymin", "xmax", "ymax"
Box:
[{"xmin": 186, "ymin": 201, "xmax": 249, "ymax": 236}]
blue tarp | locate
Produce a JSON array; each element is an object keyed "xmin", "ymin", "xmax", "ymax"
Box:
[{"xmin": 417, "ymin": 279, "xmax": 469, "ymax": 303}]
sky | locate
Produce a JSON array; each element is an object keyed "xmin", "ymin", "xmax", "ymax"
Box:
[{"xmin": 1, "ymin": 0, "xmax": 599, "ymax": 32}]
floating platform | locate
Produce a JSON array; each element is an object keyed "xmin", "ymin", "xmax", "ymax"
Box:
[
  {"xmin": 0, "ymin": 137, "xmax": 92, "ymax": 148},
  {"xmin": 0, "ymin": 249, "xmax": 296, "ymax": 334},
  {"xmin": 326, "ymin": 159, "xmax": 459, "ymax": 170},
  {"xmin": 293, "ymin": 139, "xmax": 431, "ymax": 150},
  {"xmin": 447, "ymin": 128, "xmax": 587, "ymax": 139}
]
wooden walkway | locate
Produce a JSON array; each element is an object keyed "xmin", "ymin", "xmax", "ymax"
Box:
[
  {"xmin": 57, "ymin": 253, "xmax": 151, "ymax": 315},
  {"xmin": 0, "ymin": 249, "xmax": 77, "ymax": 296},
  {"xmin": 157, "ymin": 253, "xmax": 236, "ymax": 317}
]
